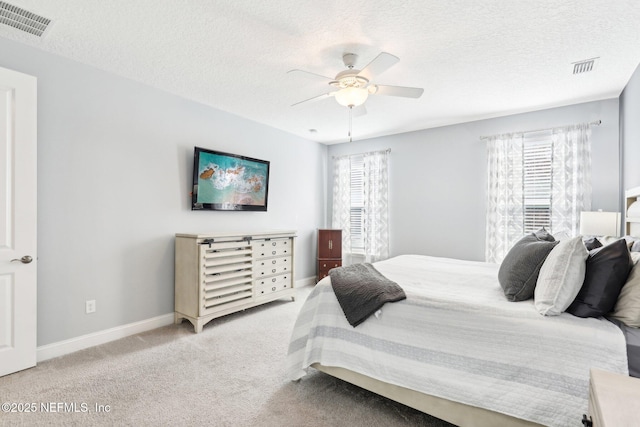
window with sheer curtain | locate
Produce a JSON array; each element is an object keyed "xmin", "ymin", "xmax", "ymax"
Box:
[
  {"xmin": 332, "ymin": 149, "xmax": 390, "ymax": 264},
  {"xmin": 485, "ymin": 123, "xmax": 592, "ymax": 263}
]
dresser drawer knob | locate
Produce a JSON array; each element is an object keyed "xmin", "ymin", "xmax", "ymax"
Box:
[
  {"xmin": 272, "ymin": 269, "xmax": 276, "ymax": 273},
  {"xmin": 272, "ymin": 260, "xmax": 276, "ymax": 264},
  {"xmin": 272, "ymin": 251, "xmax": 276, "ymax": 255},
  {"xmin": 272, "ymin": 286, "xmax": 276, "ymax": 291},
  {"xmin": 272, "ymin": 278, "xmax": 276, "ymax": 282}
]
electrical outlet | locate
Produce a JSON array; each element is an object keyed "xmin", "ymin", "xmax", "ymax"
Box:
[{"xmin": 85, "ymin": 299, "xmax": 96, "ymax": 314}]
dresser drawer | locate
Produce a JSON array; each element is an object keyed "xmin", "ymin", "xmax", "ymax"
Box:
[
  {"xmin": 317, "ymin": 260, "xmax": 341, "ymax": 282},
  {"xmin": 254, "ymin": 274, "xmax": 292, "ymax": 297},
  {"xmin": 253, "ymin": 255, "xmax": 291, "ymax": 270},
  {"xmin": 253, "ymin": 263, "xmax": 291, "ymax": 279},
  {"xmin": 252, "ymin": 238, "xmax": 292, "ymax": 259}
]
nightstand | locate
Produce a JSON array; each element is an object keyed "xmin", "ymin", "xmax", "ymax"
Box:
[
  {"xmin": 317, "ymin": 229, "xmax": 342, "ymax": 282},
  {"xmin": 585, "ymin": 368, "xmax": 640, "ymax": 427}
]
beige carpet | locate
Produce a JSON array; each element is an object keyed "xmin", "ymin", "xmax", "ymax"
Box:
[{"xmin": 0, "ymin": 285, "xmax": 454, "ymax": 426}]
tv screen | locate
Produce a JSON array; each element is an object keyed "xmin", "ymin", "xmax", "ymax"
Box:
[{"xmin": 192, "ymin": 147, "xmax": 270, "ymax": 211}]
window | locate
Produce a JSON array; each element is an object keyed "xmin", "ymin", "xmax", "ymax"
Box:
[
  {"xmin": 349, "ymin": 155, "xmax": 364, "ymax": 253},
  {"xmin": 522, "ymin": 137, "xmax": 552, "ymax": 234},
  {"xmin": 485, "ymin": 123, "xmax": 593, "ymax": 263}
]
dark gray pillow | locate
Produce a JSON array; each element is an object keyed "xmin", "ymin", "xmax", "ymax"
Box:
[
  {"xmin": 534, "ymin": 228, "xmax": 556, "ymax": 242},
  {"xmin": 583, "ymin": 236, "xmax": 603, "ymax": 251},
  {"xmin": 567, "ymin": 239, "xmax": 633, "ymax": 318},
  {"xmin": 498, "ymin": 234, "xmax": 559, "ymax": 301}
]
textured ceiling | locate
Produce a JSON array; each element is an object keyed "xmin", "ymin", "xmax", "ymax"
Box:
[{"xmin": 1, "ymin": 0, "xmax": 640, "ymax": 144}]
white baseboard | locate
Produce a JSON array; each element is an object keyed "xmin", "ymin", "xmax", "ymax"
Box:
[
  {"xmin": 296, "ymin": 276, "xmax": 317, "ymax": 287},
  {"xmin": 37, "ymin": 277, "xmax": 316, "ymax": 362},
  {"xmin": 37, "ymin": 313, "xmax": 175, "ymax": 362}
]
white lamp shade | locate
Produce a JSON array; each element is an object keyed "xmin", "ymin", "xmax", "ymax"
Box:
[
  {"xmin": 579, "ymin": 211, "xmax": 621, "ymax": 236},
  {"xmin": 628, "ymin": 201, "xmax": 640, "ymax": 218},
  {"xmin": 334, "ymin": 87, "xmax": 369, "ymax": 107}
]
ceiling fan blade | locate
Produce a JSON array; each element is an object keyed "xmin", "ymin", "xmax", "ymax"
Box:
[
  {"xmin": 357, "ymin": 52, "xmax": 399, "ymax": 81},
  {"xmin": 291, "ymin": 92, "xmax": 335, "ymax": 107},
  {"xmin": 372, "ymin": 84, "xmax": 424, "ymax": 98},
  {"xmin": 287, "ymin": 69, "xmax": 334, "ymax": 82},
  {"xmin": 352, "ymin": 105, "xmax": 367, "ymax": 117}
]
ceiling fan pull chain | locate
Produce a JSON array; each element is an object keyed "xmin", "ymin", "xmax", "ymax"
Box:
[{"xmin": 348, "ymin": 106, "xmax": 353, "ymax": 142}]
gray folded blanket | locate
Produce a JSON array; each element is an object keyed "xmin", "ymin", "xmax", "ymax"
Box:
[{"xmin": 329, "ymin": 263, "xmax": 406, "ymax": 327}]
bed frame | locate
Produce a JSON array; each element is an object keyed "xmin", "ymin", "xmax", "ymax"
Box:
[
  {"xmin": 313, "ymin": 363, "xmax": 542, "ymax": 427},
  {"xmin": 309, "ymin": 188, "xmax": 640, "ymax": 426}
]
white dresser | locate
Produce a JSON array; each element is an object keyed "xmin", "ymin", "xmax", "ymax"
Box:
[
  {"xmin": 586, "ymin": 369, "xmax": 640, "ymax": 427},
  {"xmin": 174, "ymin": 230, "xmax": 296, "ymax": 333}
]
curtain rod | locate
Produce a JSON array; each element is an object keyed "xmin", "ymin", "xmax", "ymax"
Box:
[
  {"xmin": 332, "ymin": 148, "xmax": 391, "ymax": 160},
  {"xmin": 479, "ymin": 120, "xmax": 601, "ymax": 140}
]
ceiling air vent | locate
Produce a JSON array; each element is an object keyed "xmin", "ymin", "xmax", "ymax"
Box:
[
  {"xmin": 572, "ymin": 58, "xmax": 598, "ymax": 75},
  {"xmin": 0, "ymin": 1, "xmax": 51, "ymax": 37}
]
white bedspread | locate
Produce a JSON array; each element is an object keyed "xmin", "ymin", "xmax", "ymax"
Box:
[{"xmin": 287, "ymin": 255, "xmax": 628, "ymax": 427}]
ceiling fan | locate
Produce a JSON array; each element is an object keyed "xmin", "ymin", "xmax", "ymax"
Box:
[
  {"xmin": 289, "ymin": 52, "xmax": 424, "ymax": 109},
  {"xmin": 288, "ymin": 52, "xmax": 424, "ymax": 141}
]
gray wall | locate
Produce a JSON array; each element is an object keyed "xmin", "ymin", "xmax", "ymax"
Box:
[
  {"xmin": 327, "ymin": 99, "xmax": 620, "ymax": 262},
  {"xmin": 0, "ymin": 32, "xmax": 629, "ymax": 347},
  {"xmin": 0, "ymin": 37, "xmax": 326, "ymax": 346},
  {"xmin": 621, "ymin": 63, "xmax": 640, "ymax": 191}
]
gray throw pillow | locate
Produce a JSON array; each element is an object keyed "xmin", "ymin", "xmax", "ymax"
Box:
[
  {"xmin": 583, "ymin": 236, "xmax": 603, "ymax": 251},
  {"xmin": 534, "ymin": 228, "xmax": 555, "ymax": 242},
  {"xmin": 499, "ymin": 234, "xmax": 559, "ymax": 301}
]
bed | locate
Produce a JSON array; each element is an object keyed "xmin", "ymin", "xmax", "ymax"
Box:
[{"xmin": 287, "ymin": 252, "xmax": 636, "ymax": 427}]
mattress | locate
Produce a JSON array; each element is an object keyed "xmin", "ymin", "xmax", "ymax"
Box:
[
  {"xmin": 287, "ymin": 255, "xmax": 628, "ymax": 427},
  {"xmin": 607, "ymin": 317, "xmax": 640, "ymax": 378}
]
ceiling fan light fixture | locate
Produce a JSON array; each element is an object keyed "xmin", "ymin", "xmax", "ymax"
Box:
[
  {"xmin": 330, "ymin": 74, "xmax": 369, "ymax": 89},
  {"xmin": 335, "ymin": 87, "xmax": 368, "ymax": 107}
]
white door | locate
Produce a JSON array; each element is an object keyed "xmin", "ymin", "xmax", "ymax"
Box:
[{"xmin": 0, "ymin": 66, "xmax": 37, "ymax": 377}]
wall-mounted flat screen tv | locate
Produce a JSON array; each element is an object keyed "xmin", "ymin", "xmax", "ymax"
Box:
[{"xmin": 192, "ymin": 146, "xmax": 270, "ymax": 211}]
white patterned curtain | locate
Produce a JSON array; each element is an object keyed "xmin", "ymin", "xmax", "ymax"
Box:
[
  {"xmin": 332, "ymin": 149, "xmax": 390, "ymax": 264},
  {"xmin": 332, "ymin": 156, "xmax": 352, "ymax": 258},
  {"xmin": 550, "ymin": 124, "xmax": 592, "ymax": 237},
  {"xmin": 485, "ymin": 124, "xmax": 592, "ymax": 263},
  {"xmin": 362, "ymin": 150, "xmax": 390, "ymax": 263},
  {"xmin": 485, "ymin": 133, "xmax": 525, "ymax": 263}
]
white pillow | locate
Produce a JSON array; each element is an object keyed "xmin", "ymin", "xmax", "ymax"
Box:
[
  {"xmin": 599, "ymin": 235, "xmax": 640, "ymax": 251},
  {"xmin": 598, "ymin": 235, "xmax": 620, "ymax": 246},
  {"xmin": 535, "ymin": 236, "xmax": 588, "ymax": 316}
]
